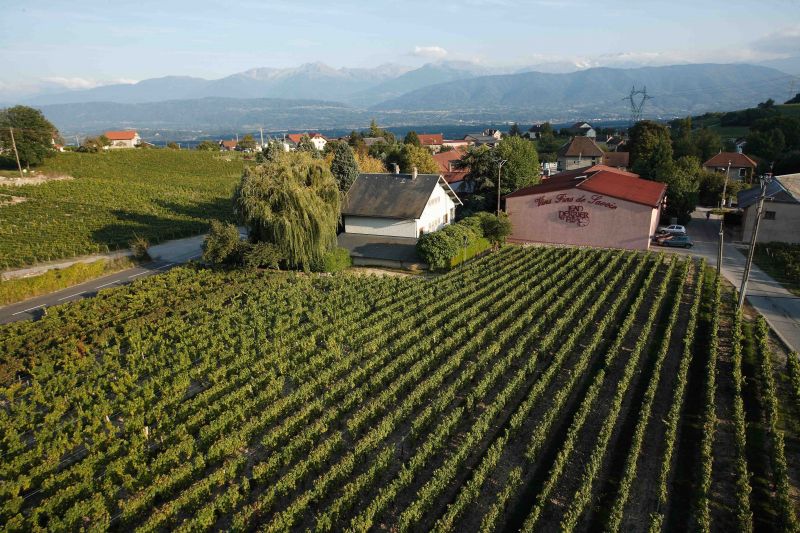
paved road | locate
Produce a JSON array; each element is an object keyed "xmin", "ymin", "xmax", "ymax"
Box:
[
  {"xmin": 661, "ymin": 207, "xmax": 800, "ymax": 352},
  {"xmin": 0, "ymin": 259, "xmax": 194, "ymax": 325},
  {"xmin": 0, "ymin": 233, "xmax": 207, "ymax": 325}
]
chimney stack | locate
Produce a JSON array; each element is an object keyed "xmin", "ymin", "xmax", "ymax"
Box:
[
  {"xmin": 412, "ymin": 166, "xmax": 418, "ymax": 180},
  {"xmin": 392, "ymin": 163, "xmax": 400, "ymax": 174}
]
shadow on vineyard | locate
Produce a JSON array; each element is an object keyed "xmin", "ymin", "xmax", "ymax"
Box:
[{"xmin": 0, "ymin": 246, "xmax": 797, "ymax": 531}]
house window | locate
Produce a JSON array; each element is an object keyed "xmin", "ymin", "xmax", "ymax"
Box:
[
  {"xmin": 764, "ymin": 211, "xmax": 776, "ymax": 220},
  {"xmin": 738, "ymin": 168, "xmax": 747, "ymax": 178},
  {"xmin": 444, "ymin": 213, "xmax": 449, "ymax": 224}
]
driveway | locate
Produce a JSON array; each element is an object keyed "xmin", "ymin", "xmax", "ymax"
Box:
[{"xmin": 660, "ymin": 207, "xmax": 800, "ymax": 352}]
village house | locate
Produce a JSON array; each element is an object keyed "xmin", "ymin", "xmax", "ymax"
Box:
[
  {"xmin": 703, "ymin": 152, "xmax": 758, "ymax": 182},
  {"xmin": 220, "ymin": 139, "xmax": 238, "ymax": 151},
  {"xmin": 557, "ymin": 136, "xmax": 605, "ymax": 171},
  {"xmin": 432, "ymin": 148, "xmax": 471, "ymax": 193},
  {"xmin": 442, "ymin": 138, "xmax": 472, "ymax": 150},
  {"xmin": 738, "ymin": 173, "xmax": 800, "ymax": 244},
  {"xmin": 602, "ymin": 151, "xmax": 630, "ymax": 170},
  {"xmin": 287, "ymin": 132, "xmax": 328, "ymax": 151},
  {"xmin": 464, "ymin": 133, "xmax": 500, "ymax": 147},
  {"xmin": 566, "ymin": 122, "xmax": 596, "ymax": 138},
  {"xmin": 103, "ymin": 130, "xmax": 141, "ymax": 149},
  {"xmin": 417, "ymin": 133, "xmax": 444, "ymax": 152},
  {"xmin": 337, "ymin": 167, "xmax": 462, "ymax": 268},
  {"xmin": 504, "ymin": 165, "xmax": 666, "ymax": 251},
  {"xmin": 528, "ymin": 124, "xmax": 547, "ymax": 139}
]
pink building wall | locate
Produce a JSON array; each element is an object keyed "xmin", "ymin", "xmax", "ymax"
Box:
[{"xmin": 506, "ymin": 187, "xmax": 660, "ymax": 250}]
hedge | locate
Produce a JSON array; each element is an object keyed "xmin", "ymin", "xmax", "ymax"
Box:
[{"xmin": 417, "ymin": 213, "xmax": 496, "ymax": 271}]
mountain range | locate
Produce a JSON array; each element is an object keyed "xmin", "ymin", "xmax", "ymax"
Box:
[{"xmin": 16, "ymin": 61, "xmax": 798, "ymax": 136}]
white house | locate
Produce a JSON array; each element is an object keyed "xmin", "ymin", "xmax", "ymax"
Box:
[
  {"xmin": 287, "ymin": 132, "xmax": 327, "ymax": 151},
  {"xmin": 103, "ymin": 130, "xmax": 141, "ymax": 149},
  {"xmin": 341, "ymin": 168, "xmax": 462, "ymax": 239}
]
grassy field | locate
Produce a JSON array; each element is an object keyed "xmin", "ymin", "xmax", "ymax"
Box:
[
  {"xmin": 0, "ymin": 246, "xmax": 796, "ymax": 531},
  {"xmin": 0, "ymin": 150, "xmax": 244, "ymax": 270}
]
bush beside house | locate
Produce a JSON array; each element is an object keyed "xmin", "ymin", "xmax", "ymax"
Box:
[{"xmin": 417, "ymin": 212, "xmax": 510, "ymax": 270}]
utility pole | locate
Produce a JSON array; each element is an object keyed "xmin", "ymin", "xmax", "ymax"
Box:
[
  {"xmin": 738, "ymin": 173, "xmax": 772, "ymax": 308},
  {"xmin": 260, "ymin": 127, "xmax": 264, "ymax": 148},
  {"xmin": 720, "ymin": 160, "xmax": 731, "ymax": 208},
  {"xmin": 9, "ymin": 127, "xmax": 23, "ymax": 178},
  {"xmin": 717, "ymin": 215, "xmax": 724, "ymax": 276},
  {"xmin": 497, "ymin": 159, "xmax": 508, "ymax": 216}
]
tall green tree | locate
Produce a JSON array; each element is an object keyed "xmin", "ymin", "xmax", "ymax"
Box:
[
  {"xmin": 296, "ymin": 134, "xmax": 321, "ymax": 158},
  {"xmin": 196, "ymin": 140, "xmax": 218, "ymax": 151},
  {"xmin": 330, "ymin": 141, "xmax": 359, "ymax": 191},
  {"xmin": 496, "ymin": 135, "xmax": 540, "ymax": 194},
  {"xmin": 0, "ymin": 105, "xmax": 58, "ymax": 168},
  {"xmin": 233, "ymin": 152, "xmax": 339, "ymax": 269},
  {"xmin": 629, "ymin": 120, "xmax": 675, "ymax": 181},
  {"xmin": 508, "ymin": 123, "xmax": 522, "ymax": 137},
  {"xmin": 404, "ymin": 131, "xmax": 421, "ymax": 147},
  {"xmin": 238, "ymin": 134, "xmax": 257, "ymax": 151}
]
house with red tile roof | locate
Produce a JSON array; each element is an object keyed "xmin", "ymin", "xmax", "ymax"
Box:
[
  {"xmin": 702, "ymin": 151, "xmax": 758, "ymax": 182},
  {"xmin": 220, "ymin": 139, "xmax": 238, "ymax": 151},
  {"xmin": 431, "ymin": 148, "xmax": 471, "ymax": 192},
  {"xmin": 504, "ymin": 166, "xmax": 666, "ymax": 250},
  {"xmin": 417, "ymin": 133, "xmax": 444, "ymax": 152},
  {"xmin": 103, "ymin": 130, "xmax": 140, "ymax": 149},
  {"xmin": 287, "ymin": 132, "xmax": 327, "ymax": 151},
  {"xmin": 557, "ymin": 136, "xmax": 605, "ymax": 171}
]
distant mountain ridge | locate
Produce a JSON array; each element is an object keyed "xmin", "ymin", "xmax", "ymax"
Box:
[{"xmin": 27, "ymin": 63, "xmax": 797, "ymax": 136}]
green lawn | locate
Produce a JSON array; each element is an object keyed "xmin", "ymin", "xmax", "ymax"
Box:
[{"xmin": 0, "ymin": 150, "xmax": 244, "ymax": 269}]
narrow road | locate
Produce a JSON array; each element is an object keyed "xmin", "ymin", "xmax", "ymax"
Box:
[
  {"xmin": 0, "ymin": 233, "xmax": 207, "ymax": 325},
  {"xmin": 0, "ymin": 259, "xmax": 194, "ymax": 325},
  {"xmin": 661, "ymin": 207, "xmax": 800, "ymax": 352}
]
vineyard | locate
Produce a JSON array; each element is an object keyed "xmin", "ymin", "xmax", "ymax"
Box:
[
  {"xmin": 0, "ymin": 246, "xmax": 798, "ymax": 531},
  {"xmin": 0, "ymin": 150, "xmax": 243, "ymax": 269}
]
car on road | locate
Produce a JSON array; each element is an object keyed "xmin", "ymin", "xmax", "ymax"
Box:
[
  {"xmin": 655, "ymin": 234, "xmax": 693, "ymax": 248},
  {"xmin": 657, "ymin": 224, "xmax": 686, "ymax": 235}
]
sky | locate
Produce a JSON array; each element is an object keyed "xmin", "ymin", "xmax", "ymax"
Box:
[{"xmin": 1, "ymin": 0, "xmax": 799, "ymax": 98}]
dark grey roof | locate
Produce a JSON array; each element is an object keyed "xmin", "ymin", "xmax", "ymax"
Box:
[
  {"xmin": 737, "ymin": 179, "xmax": 800, "ymax": 209},
  {"xmin": 337, "ymin": 233, "xmax": 420, "ymax": 263},
  {"xmin": 343, "ymin": 173, "xmax": 461, "ymax": 219}
]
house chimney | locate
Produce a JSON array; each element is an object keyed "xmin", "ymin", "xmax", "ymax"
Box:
[
  {"xmin": 392, "ymin": 163, "xmax": 400, "ymax": 174},
  {"xmin": 412, "ymin": 166, "xmax": 418, "ymax": 180}
]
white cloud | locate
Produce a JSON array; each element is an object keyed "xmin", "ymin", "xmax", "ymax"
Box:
[
  {"xmin": 751, "ymin": 27, "xmax": 800, "ymax": 56},
  {"xmin": 412, "ymin": 46, "xmax": 448, "ymax": 59},
  {"xmin": 41, "ymin": 77, "xmax": 137, "ymax": 90}
]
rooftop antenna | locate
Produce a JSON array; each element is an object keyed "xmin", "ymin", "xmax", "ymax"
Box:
[{"xmin": 624, "ymin": 85, "xmax": 653, "ymax": 125}]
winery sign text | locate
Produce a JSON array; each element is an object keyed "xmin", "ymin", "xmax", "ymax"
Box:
[{"xmin": 533, "ymin": 193, "xmax": 618, "ymax": 210}]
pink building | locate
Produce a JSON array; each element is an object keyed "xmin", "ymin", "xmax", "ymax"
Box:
[{"xmin": 505, "ymin": 166, "xmax": 667, "ymax": 251}]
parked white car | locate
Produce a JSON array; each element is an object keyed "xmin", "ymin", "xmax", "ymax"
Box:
[{"xmin": 658, "ymin": 224, "xmax": 686, "ymax": 235}]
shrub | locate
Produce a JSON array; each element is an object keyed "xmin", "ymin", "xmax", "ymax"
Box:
[
  {"xmin": 243, "ymin": 242, "xmax": 284, "ymax": 270},
  {"xmin": 311, "ymin": 247, "xmax": 352, "ymax": 273},
  {"xmin": 416, "ymin": 213, "xmax": 502, "ymax": 270},
  {"xmin": 129, "ymin": 235, "xmax": 150, "ymax": 260},
  {"xmin": 202, "ymin": 220, "xmax": 242, "ymax": 265}
]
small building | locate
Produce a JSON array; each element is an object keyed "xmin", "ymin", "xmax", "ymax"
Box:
[
  {"xmin": 287, "ymin": 132, "xmax": 327, "ymax": 151},
  {"xmin": 557, "ymin": 136, "xmax": 605, "ymax": 171},
  {"xmin": 342, "ymin": 168, "xmax": 462, "ymax": 239},
  {"xmin": 362, "ymin": 136, "xmax": 386, "ymax": 147},
  {"xmin": 528, "ymin": 124, "xmax": 547, "ymax": 139},
  {"xmin": 602, "ymin": 151, "xmax": 630, "ymax": 170},
  {"xmin": 442, "ymin": 138, "xmax": 471, "ymax": 150},
  {"xmin": 505, "ymin": 166, "xmax": 666, "ymax": 250},
  {"xmin": 104, "ymin": 130, "xmax": 140, "ymax": 149},
  {"xmin": 703, "ymin": 152, "xmax": 757, "ymax": 182},
  {"xmin": 220, "ymin": 139, "xmax": 238, "ymax": 151},
  {"xmin": 432, "ymin": 148, "xmax": 471, "ymax": 193},
  {"xmin": 417, "ymin": 133, "xmax": 444, "ymax": 152},
  {"xmin": 566, "ymin": 122, "xmax": 596, "ymax": 138},
  {"xmin": 738, "ymin": 173, "xmax": 800, "ymax": 244},
  {"xmin": 464, "ymin": 134, "xmax": 500, "ymax": 147}
]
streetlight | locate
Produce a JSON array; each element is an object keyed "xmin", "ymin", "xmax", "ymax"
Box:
[
  {"xmin": 738, "ymin": 170, "xmax": 773, "ymax": 309},
  {"xmin": 497, "ymin": 159, "xmax": 508, "ymax": 216}
]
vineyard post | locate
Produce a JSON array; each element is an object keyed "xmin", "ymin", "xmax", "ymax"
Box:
[
  {"xmin": 716, "ymin": 216, "xmax": 723, "ymax": 276},
  {"xmin": 738, "ymin": 172, "xmax": 771, "ymax": 309}
]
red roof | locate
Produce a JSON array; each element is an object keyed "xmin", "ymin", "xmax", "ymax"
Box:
[
  {"xmin": 558, "ymin": 136, "xmax": 604, "ymax": 158},
  {"xmin": 287, "ymin": 132, "xmax": 325, "ymax": 144},
  {"xmin": 602, "ymin": 151, "xmax": 629, "ymax": 168},
  {"xmin": 104, "ymin": 130, "xmax": 138, "ymax": 141},
  {"xmin": 703, "ymin": 152, "xmax": 757, "ymax": 169},
  {"xmin": 506, "ymin": 167, "xmax": 666, "ymax": 208},
  {"xmin": 221, "ymin": 140, "xmax": 237, "ymax": 149},
  {"xmin": 551, "ymin": 164, "xmax": 638, "ymax": 179},
  {"xmin": 417, "ymin": 133, "xmax": 444, "ymax": 146},
  {"xmin": 432, "ymin": 147, "xmax": 466, "ymax": 174}
]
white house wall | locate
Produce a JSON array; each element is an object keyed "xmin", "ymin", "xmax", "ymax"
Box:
[
  {"xmin": 417, "ymin": 184, "xmax": 457, "ymax": 236},
  {"xmin": 344, "ymin": 216, "xmax": 418, "ymax": 238}
]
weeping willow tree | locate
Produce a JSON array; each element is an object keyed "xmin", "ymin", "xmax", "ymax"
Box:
[{"xmin": 233, "ymin": 152, "xmax": 340, "ymax": 269}]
